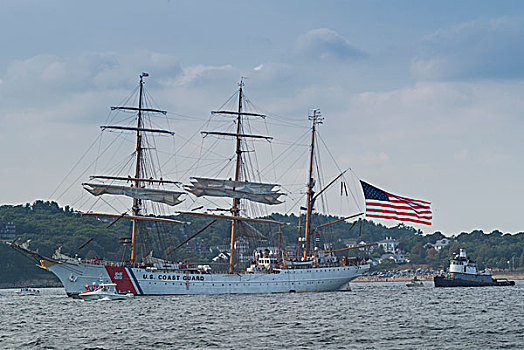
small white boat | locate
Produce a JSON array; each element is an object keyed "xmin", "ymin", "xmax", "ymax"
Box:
[
  {"xmin": 78, "ymin": 283, "xmax": 134, "ymax": 301},
  {"xmin": 17, "ymin": 288, "xmax": 40, "ymax": 295},
  {"xmin": 406, "ymin": 277, "xmax": 424, "ymax": 287}
]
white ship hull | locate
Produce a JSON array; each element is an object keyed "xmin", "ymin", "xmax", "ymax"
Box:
[{"xmin": 43, "ymin": 260, "xmax": 368, "ymax": 297}]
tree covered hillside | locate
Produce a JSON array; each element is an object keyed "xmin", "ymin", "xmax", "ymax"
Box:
[{"xmin": 1, "ymin": 201, "xmax": 523, "ymax": 285}]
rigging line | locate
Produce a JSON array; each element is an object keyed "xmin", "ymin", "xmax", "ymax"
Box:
[
  {"xmin": 273, "ymin": 146, "xmax": 307, "ymax": 186},
  {"xmin": 69, "ymin": 190, "xmax": 93, "ymax": 211},
  {"xmin": 166, "ymin": 112, "xmax": 209, "ymax": 121},
  {"xmin": 265, "ymin": 117, "xmax": 278, "ymax": 186},
  {"xmin": 346, "ymin": 168, "xmax": 364, "ymax": 212},
  {"xmin": 82, "ymin": 192, "xmax": 116, "ymax": 215},
  {"xmin": 317, "ymin": 134, "xmax": 345, "ymax": 181},
  {"xmin": 247, "ymin": 120, "xmax": 264, "ymax": 184},
  {"xmin": 244, "ymin": 98, "xmax": 309, "ymax": 129},
  {"xmin": 50, "ymin": 133, "xmax": 103, "ymax": 200},
  {"xmin": 106, "ymin": 86, "xmax": 140, "ymax": 125},
  {"xmin": 263, "ymin": 118, "xmax": 311, "ymax": 129},
  {"xmin": 143, "ymin": 88, "xmax": 165, "ymax": 116},
  {"xmin": 267, "ymin": 140, "xmax": 310, "ymax": 147},
  {"xmin": 159, "ymin": 115, "xmax": 225, "ymax": 170},
  {"xmin": 259, "ymin": 129, "xmax": 310, "ymax": 174},
  {"xmin": 315, "ymin": 141, "xmax": 328, "ymax": 215},
  {"xmin": 284, "ymin": 191, "xmax": 307, "ymax": 216},
  {"xmin": 176, "ymin": 136, "xmax": 222, "ymax": 181},
  {"xmin": 317, "ymin": 133, "xmax": 361, "ymax": 211},
  {"xmin": 55, "ymin": 130, "xmax": 124, "ymax": 201},
  {"xmin": 164, "ymin": 158, "xmax": 230, "ymax": 177},
  {"xmin": 143, "ymin": 125, "xmax": 166, "ymax": 181},
  {"xmin": 103, "ymin": 140, "xmax": 135, "ymax": 175},
  {"xmin": 217, "ymin": 87, "xmax": 240, "ymax": 111}
]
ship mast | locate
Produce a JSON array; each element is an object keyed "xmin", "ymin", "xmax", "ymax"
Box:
[
  {"xmin": 130, "ymin": 73, "xmax": 146, "ymax": 263},
  {"xmin": 303, "ymin": 109, "xmax": 323, "ymax": 260},
  {"xmin": 228, "ymin": 79, "xmax": 244, "ymax": 273},
  {"xmin": 80, "ymin": 73, "xmax": 186, "ymax": 263},
  {"xmin": 187, "ymin": 79, "xmax": 282, "ymax": 272}
]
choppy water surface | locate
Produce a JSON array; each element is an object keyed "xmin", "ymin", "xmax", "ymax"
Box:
[{"xmin": 1, "ymin": 281, "xmax": 523, "ymax": 349}]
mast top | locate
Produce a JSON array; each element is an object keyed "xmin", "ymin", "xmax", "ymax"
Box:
[{"xmin": 309, "ymin": 109, "xmax": 323, "ymax": 125}]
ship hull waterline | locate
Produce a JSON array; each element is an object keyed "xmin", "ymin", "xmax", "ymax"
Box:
[
  {"xmin": 41, "ymin": 260, "xmax": 369, "ymax": 297},
  {"xmin": 434, "ymin": 275, "xmax": 515, "ymax": 288}
]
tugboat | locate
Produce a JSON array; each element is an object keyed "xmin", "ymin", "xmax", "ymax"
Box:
[{"xmin": 434, "ymin": 249, "xmax": 515, "ymax": 287}]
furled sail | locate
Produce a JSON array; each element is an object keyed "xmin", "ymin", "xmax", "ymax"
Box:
[
  {"xmin": 186, "ymin": 177, "xmax": 284, "ymax": 205},
  {"xmin": 83, "ymin": 183, "xmax": 184, "ymax": 206}
]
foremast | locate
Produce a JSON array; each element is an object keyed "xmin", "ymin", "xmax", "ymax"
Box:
[
  {"xmin": 81, "ymin": 73, "xmax": 186, "ymax": 264},
  {"xmin": 130, "ymin": 73, "xmax": 146, "ymax": 262},
  {"xmin": 229, "ymin": 80, "xmax": 244, "ymax": 273}
]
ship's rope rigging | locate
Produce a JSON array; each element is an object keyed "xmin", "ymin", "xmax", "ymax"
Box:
[{"xmin": 49, "ymin": 75, "xmax": 369, "ymax": 265}]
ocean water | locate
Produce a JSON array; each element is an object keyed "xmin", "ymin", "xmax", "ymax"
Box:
[{"xmin": 0, "ymin": 281, "xmax": 522, "ymax": 349}]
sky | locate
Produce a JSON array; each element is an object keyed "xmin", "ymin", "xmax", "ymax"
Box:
[{"xmin": 2, "ymin": 0, "xmax": 524, "ymax": 236}]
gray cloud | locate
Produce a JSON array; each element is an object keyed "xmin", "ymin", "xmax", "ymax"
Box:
[
  {"xmin": 293, "ymin": 28, "xmax": 366, "ymax": 62},
  {"xmin": 0, "ymin": 52, "xmax": 183, "ymax": 120},
  {"xmin": 413, "ymin": 18, "xmax": 524, "ymax": 81}
]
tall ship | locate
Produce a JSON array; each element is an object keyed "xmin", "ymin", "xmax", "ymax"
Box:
[
  {"xmin": 434, "ymin": 249, "xmax": 515, "ymax": 287},
  {"xmin": 9, "ymin": 74, "xmax": 372, "ymax": 297}
]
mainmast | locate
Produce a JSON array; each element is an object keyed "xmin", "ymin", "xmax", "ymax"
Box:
[
  {"xmin": 303, "ymin": 109, "xmax": 323, "ymax": 260},
  {"xmin": 130, "ymin": 73, "xmax": 146, "ymax": 263},
  {"xmin": 188, "ymin": 79, "xmax": 281, "ymax": 273},
  {"xmin": 228, "ymin": 79, "xmax": 244, "ymax": 273}
]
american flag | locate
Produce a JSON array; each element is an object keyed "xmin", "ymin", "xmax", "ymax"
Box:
[{"xmin": 360, "ymin": 180, "xmax": 432, "ymax": 225}]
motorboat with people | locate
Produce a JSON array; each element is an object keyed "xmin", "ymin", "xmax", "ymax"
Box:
[
  {"xmin": 17, "ymin": 288, "xmax": 40, "ymax": 296},
  {"xmin": 406, "ymin": 277, "xmax": 424, "ymax": 287},
  {"xmin": 434, "ymin": 249, "xmax": 515, "ymax": 287},
  {"xmin": 78, "ymin": 282, "xmax": 134, "ymax": 301}
]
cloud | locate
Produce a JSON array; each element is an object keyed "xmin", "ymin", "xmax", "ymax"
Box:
[
  {"xmin": 293, "ymin": 28, "xmax": 366, "ymax": 62},
  {"xmin": 0, "ymin": 52, "xmax": 182, "ymax": 98},
  {"xmin": 413, "ymin": 18, "xmax": 524, "ymax": 81},
  {"xmin": 171, "ymin": 64, "xmax": 237, "ymax": 87}
]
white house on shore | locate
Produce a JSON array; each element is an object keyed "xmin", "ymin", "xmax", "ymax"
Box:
[
  {"xmin": 377, "ymin": 237, "xmax": 399, "ymax": 254},
  {"xmin": 379, "ymin": 253, "xmax": 409, "ymax": 264},
  {"xmin": 425, "ymin": 238, "xmax": 450, "ymax": 252}
]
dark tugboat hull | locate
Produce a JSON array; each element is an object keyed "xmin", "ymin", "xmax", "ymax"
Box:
[{"xmin": 434, "ymin": 275, "xmax": 515, "ymax": 288}]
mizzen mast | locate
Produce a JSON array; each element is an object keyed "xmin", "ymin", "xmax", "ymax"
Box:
[{"xmin": 303, "ymin": 109, "xmax": 323, "ymax": 260}]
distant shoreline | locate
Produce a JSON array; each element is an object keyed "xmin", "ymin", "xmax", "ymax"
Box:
[{"xmin": 0, "ymin": 279, "xmax": 62, "ymax": 289}]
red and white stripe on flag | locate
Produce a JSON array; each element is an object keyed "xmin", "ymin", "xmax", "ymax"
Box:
[{"xmin": 361, "ymin": 180, "xmax": 432, "ymax": 225}]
